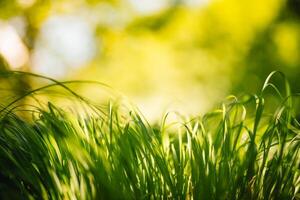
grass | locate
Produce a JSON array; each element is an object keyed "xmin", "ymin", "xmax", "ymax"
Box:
[{"xmin": 0, "ymin": 71, "xmax": 299, "ymax": 199}]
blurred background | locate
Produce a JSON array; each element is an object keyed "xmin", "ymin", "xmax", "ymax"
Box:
[{"xmin": 0, "ymin": 0, "xmax": 300, "ymax": 121}]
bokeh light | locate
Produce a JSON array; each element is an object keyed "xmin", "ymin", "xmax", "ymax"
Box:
[
  {"xmin": 0, "ymin": 0, "xmax": 299, "ymax": 121},
  {"xmin": 0, "ymin": 21, "xmax": 29, "ymax": 69},
  {"xmin": 32, "ymin": 15, "xmax": 97, "ymax": 77}
]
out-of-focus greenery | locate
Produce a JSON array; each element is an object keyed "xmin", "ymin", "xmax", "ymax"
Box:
[{"xmin": 0, "ymin": 0, "xmax": 300, "ymax": 119}]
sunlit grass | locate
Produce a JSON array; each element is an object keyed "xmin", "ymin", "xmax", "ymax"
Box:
[{"xmin": 0, "ymin": 71, "xmax": 299, "ymax": 199}]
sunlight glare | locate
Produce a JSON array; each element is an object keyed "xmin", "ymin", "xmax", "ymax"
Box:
[
  {"xmin": 32, "ymin": 15, "xmax": 97, "ymax": 78},
  {"xmin": 0, "ymin": 22, "xmax": 29, "ymax": 69}
]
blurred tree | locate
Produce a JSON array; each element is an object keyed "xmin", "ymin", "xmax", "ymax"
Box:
[
  {"xmin": 287, "ymin": 0, "xmax": 300, "ymax": 18},
  {"xmin": 232, "ymin": 0, "xmax": 300, "ymax": 95},
  {"xmin": 0, "ymin": 55, "xmax": 9, "ymax": 71}
]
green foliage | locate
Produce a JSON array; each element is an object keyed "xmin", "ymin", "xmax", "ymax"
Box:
[{"xmin": 0, "ymin": 71, "xmax": 299, "ymax": 199}]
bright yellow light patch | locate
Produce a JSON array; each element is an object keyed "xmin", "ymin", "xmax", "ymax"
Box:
[
  {"xmin": 273, "ymin": 23, "xmax": 300, "ymax": 66},
  {"xmin": 17, "ymin": 0, "xmax": 36, "ymax": 8}
]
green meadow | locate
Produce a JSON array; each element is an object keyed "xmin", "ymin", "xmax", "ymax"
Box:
[
  {"xmin": 1, "ymin": 0, "xmax": 300, "ymax": 199},
  {"xmin": 0, "ymin": 71, "xmax": 299, "ymax": 199}
]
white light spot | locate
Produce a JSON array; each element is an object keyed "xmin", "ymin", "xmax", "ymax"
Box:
[
  {"xmin": 184, "ymin": 0, "xmax": 210, "ymax": 7},
  {"xmin": 9, "ymin": 16, "xmax": 27, "ymax": 38},
  {"xmin": 128, "ymin": 0, "xmax": 170, "ymax": 15},
  {"xmin": 32, "ymin": 15, "xmax": 97, "ymax": 78},
  {"xmin": 31, "ymin": 48, "xmax": 66, "ymax": 78},
  {"xmin": 0, "ymin": 22, "xmax": 29, "ymax": 69}
]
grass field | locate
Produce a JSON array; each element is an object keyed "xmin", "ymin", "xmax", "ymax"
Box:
[{"xmin": 0, "ymin": 71, "xmax": 299, "ymax": 199}]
